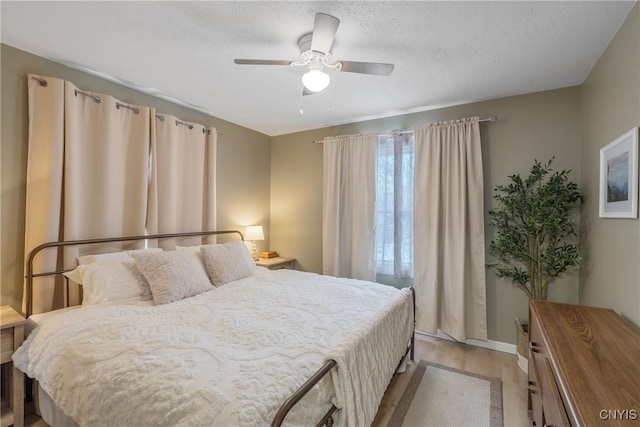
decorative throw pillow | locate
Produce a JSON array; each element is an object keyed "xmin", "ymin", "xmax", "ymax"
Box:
[
  {"xmin": 63, "ymin": 259, "xmax": 152, "ymax": 306},
  {"xmin": 200, "ymin": 241, "xmax": 255, "ymax": 286},
  {"xmin": 175, "ymin": 245, "xmax": 207, "ymax": 274},
  {"xmin": 132, "ymin": 250, "xmax": 213, "ymax": 305}
]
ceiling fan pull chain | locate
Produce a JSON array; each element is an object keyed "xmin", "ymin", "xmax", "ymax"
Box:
[{"xmin": 299, "ymin": 86, "xmax": 304, "ymax": 114}]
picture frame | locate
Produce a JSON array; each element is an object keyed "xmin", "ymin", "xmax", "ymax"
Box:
[{"xmin": 599, "ymin": 127, "xmax": 638, "ymax": 218}]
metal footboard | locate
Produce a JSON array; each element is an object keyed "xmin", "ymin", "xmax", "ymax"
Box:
[
  {"xmin": 271, "ymin": 287, "xmax": 416, "ymax": 427},
  {"xmin": 271, "ymin": 359, "xmax": 338, "ymax": 427}
]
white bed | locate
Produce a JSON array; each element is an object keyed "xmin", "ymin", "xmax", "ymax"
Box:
[{"xmin": 17, "ymin": 232, "xmax": 414, "ymax": 427}]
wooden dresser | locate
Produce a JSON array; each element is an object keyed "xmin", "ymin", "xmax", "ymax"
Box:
[{"xmin": 528, "ymin": 300, "xmax": 640, "ymax": 427}]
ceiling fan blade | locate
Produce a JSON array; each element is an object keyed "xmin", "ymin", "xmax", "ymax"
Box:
[
  {"xmin": 234, "ymin": 59, "xmax": 292, "ymax": 66},
  {"xmin": 310, "ymin": 13, "xmax": 340, "ymax": 54},
  {"xmin": 338, "ymin": 61, "xmax": 395, "ymax": 76}
]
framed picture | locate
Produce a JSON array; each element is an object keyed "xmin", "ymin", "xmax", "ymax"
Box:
[{"xmin": 599, "ymin": 127, "xmax": 638, "ymax": 218}]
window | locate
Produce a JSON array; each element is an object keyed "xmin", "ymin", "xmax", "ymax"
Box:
[{"xmin": 376, "ymin": 132, "xmax": 414, "ymax": 287}]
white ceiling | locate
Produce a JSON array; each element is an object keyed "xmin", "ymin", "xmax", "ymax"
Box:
[{"xmin": 1, "ymin": 1, "xmax": 636, "ymax": 136}]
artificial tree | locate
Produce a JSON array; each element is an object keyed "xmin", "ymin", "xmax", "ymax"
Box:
[
  {"xmin": 489, "ymin": 158, "xmax": 582, "ymax": 368},
  {"xmin": 489, "ymin": 158, "xmax": 583, "ymax": 301}
]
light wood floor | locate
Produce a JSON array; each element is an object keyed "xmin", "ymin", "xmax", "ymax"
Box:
[{"xmin": 26, "ymin": 335, "xmax": 528, "ymax": 427}]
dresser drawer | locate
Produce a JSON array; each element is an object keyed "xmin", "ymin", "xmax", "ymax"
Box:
[
  {"xmin": 529, "ymin": 303, "xmax": 569, "ymax": 427},
  {"xmin": 528, "ymin": 310, "xmax": 548, "ymax": 390},
  {"xmin": 528, "ymin": 309, "xmax": 546, "ymax": 426},
  {"xmin": 528, "ymin": 310, "xmax": 546, "ymax": 356},
  {"xmin": 528, "ymin": 353, "xmax": 544, "ymax": 427},
  {"xmin": 541, "ymin": 358, "xmax": 570, "ymax": 427}
]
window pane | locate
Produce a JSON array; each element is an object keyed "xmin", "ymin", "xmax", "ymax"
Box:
[{"xmin": 376, "ymin": 133, "xmax": 414, "ymax": 281}]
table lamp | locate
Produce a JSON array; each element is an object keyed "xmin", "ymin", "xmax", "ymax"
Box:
[{"xmin": 244, "ymin": 225, "xmax": 264, "ymax": 261}]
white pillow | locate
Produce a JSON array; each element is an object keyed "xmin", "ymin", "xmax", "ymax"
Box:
[
  {"xmin": 201, "ymin": 241, "xmax": 255, "ymax": 286},
  {"xmin": 132, "ymin": 251, "xmax": 213, "ymax": 305},
  {"xmin": 77, "ymin": 248, "xmax": 162, "ymax": 265},
  {"xmin": 63, "ymin": 259, "xmax": 152, "ymax": 306},
  {"xmin": 175, "ymin": 245, "xmax": 206, "ymax": 272}
]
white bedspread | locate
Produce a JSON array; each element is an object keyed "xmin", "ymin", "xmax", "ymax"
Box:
[{"xmin": 13, "ymin": 268, "xmax": 413, "ymax": 427}]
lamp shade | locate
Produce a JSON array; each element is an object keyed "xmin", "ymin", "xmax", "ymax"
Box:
[
  {"xmin": 301, "ymin": 69, "xmax": 330, "ymax": 93},
  {"xmin": 245, "ymin": 225, "xmax": 264, "ymax": 241}
]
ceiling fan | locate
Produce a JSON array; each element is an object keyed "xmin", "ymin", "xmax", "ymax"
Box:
[{"xmin": 234, "ymin": 13, "xmax": 395, "ymax": 95}]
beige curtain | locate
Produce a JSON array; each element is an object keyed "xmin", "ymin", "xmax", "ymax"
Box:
[
  {"xmin": 322, "ymin": 134, "xmax": 377, "ymax": 281},
  {"xmin": 24, "ymin": 76, "xmax": 152, "ymax": 314},
  {"xmin": 63, "ymin": 82, "xmax": 152, "ymax": 248},
  {"xmin": 413, "ymin": 117, "xmax": 487, "ymax": 342},
  {"xmin": 23, "ymin": 75, "xmax": 65, "ymax": 313},
  {"xmin": 146, "ymin": 114, "xmax": 217, "ymax": 249}
]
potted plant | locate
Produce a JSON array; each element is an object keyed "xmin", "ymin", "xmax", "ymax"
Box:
[{"xmin": 488, "ymin": 158, "xmax": 582, "ymax": 371}]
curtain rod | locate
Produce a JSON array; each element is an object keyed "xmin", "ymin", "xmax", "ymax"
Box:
[
  {"xmin": 31, "ymin": 77, "xmax": 223, "ymax": 136},
  {"xmin": 312, "ymin": 115, "xmax": 497, "ymax": 144},
  {"xmin": 155, "ymin": 115, "xmax": 223, "ymax": 135},
  {"xmin": 30, "ymin": 76, "xmax": 48, "ymax": 87}
]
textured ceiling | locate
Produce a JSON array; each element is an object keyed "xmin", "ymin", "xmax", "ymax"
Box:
[{"xmin": 1, "ymin": 1, "xmax": 636, "ymax": 136}]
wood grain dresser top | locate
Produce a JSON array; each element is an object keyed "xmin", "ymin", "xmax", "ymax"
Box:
[{"xmin": 531, "ymin": 300, "xmax": 640, "ymax": 426}]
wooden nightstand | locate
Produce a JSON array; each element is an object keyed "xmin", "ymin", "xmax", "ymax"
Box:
[
  {"xmin": 256, "ymin": 257, "xmax": 296, "ymax": 270},
  {"xmin": 0, "ymin": 306, "xmax": 25, "ymax": 427}
]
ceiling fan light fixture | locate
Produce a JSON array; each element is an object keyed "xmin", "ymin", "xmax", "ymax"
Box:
[{"xmin": 301, "ymin": 68, "xmax": 330, "ymax": 93}]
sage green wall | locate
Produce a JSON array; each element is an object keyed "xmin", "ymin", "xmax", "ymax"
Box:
[
  {"xmin": 0, "ymin": 44, "xmax": 272, "ymax": 312},
  {"xmin": 271, "ymin": 87, "xmax": 582, "ymax": 345},
  {"xmin": 579, "ymin": 3, "xmax": 640, "ymax": 327}
]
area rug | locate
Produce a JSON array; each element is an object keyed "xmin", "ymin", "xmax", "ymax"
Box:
[{"xmin": 387, "ymin": 360, "xmax": 503, "ymax": 427}]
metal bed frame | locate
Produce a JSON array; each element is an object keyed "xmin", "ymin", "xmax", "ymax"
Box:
[{"xmin": 25, "ymin": 230, "xmax": 416, "ymax": 427}]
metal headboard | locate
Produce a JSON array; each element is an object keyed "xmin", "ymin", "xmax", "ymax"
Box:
[{"xmin": 25, "ymin": 230, "xmax": 244, "ymax": 316}]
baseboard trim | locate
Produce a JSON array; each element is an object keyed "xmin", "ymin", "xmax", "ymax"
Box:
[{"xmin": 416, "ymin": 329, "xmax": 517, "ymax": 355}]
